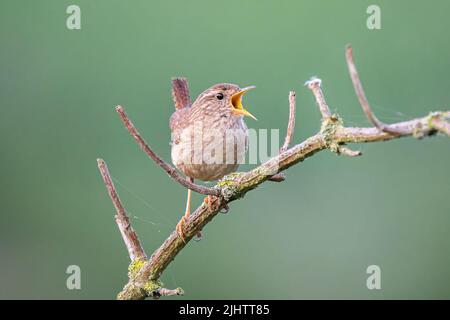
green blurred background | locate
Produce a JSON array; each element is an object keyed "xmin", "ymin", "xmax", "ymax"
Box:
[{"xmin": 1, "ymin": 0, "xmax": 449, "ymax": 299}]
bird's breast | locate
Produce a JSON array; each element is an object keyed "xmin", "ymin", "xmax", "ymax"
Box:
[{"xmin": 171, "ymin": 117, "xmax": 248, "ymax": 181}]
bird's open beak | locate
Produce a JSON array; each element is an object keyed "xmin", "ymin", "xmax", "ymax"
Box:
[{"xmin": 231, "ymin": 86, "xmax": 257, "ymax": 120}]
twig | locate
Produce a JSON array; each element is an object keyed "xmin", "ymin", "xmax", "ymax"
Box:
[
  {"xmin": 345, "ymin": 45, "xmax": 407, "ymax": 135},
  {"xmin": 305, "ymin": 78, "xmax": 331, "ymax": 119},
  {"xmin": 115, "ymin": 106, "xmax": 219, "ymax": 196},
  {"xmin": 281, "ymin": 91, "xmax": 297, "ymax": 152},
  {"xmin": 337, "ymin": 146, "xmax": 362, "ymax": 157},
  {"xmin": 270, "ymin": 90, "xmax": 296, "ymax": 182},
  {"xmin": 155, "ymin": 287, "xmax": 184, "ymax": 298},
  {"xmin": 97, "ymin": 159, "xmax": 146, "ymax": 261}
]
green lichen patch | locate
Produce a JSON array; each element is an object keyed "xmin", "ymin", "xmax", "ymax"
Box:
[
  {"xmin": 217, "ymin": 172, "xmax": 241, "ymax": 186},
  {"xmin": 127, "ymin": 258, "xmax": 146, "ymax": 280},
  {"xmin": 143, "ymin": 279, "xmax": 164, "ymax": 295},
  {"xmin": 217, "ymin": 172, "xmax": 242, "ymax": 201},
  {"xmin": 320, "ymin": 114, "xmax": 344, "ymax": 151}
]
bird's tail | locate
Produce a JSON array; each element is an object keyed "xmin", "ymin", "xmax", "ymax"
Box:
[{"xmin": 171, "ymin": 77, "xmax": 191, "ymax": 110}]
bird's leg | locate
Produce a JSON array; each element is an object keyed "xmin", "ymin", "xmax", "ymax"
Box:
[
  {"xmin": 176, "ymin": 178, "xmax": 193, "ymax": 243},
  {"xmin": 176, "ymin": 177, "xmax": 203, "ymax": 243}
]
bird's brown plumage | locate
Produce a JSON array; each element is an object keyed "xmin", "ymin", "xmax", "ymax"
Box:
[
  {"xmin": 171, "ymin": 77, "xmax": 191, "ymax": 110},
  {"xmin": 170, "ymin": 82, "xmax": 250, "ymax": 181}
]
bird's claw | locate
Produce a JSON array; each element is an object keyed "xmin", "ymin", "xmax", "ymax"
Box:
[{"xmin": 176, "ymin": 217, "xmax": 187, "ymax": 243}]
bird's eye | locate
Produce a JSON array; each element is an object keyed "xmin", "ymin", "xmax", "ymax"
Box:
[{"xmin": 216, "ymin": 93, "xmax": 224, "ymax": 100}]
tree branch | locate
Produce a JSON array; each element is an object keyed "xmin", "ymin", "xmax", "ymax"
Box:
[
  {"xmin": 97, "ymin": 159, "xmax": 146, "ymax": 261},
  {"xmin": 97, "ymin": 47, "xmax": 450, "ymax": 300}
]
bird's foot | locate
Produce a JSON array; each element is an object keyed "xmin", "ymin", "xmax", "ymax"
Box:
[
  {"xmin": 176, "ymin": 216, "xmax": 187, "ymax": 243},
  {"xmin": 176, "ymin": 215, "xmax": 202, "ymax": 243}
]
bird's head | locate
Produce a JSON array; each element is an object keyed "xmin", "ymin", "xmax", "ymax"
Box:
[{"xmin": 192, "ymin": 83, "xmax": 257, "ymax": 120}]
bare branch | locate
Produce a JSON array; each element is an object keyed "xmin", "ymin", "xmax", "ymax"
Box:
[
  {"xmin": 270, "ymin": 90, "xmax": 296, "ymax": 182},
  {"xmin": 115, "ymin": 108, "xmax": 449, "ymax": 300},
  {"xmin": 337, "ymin": 146, "xmax": 362, "ymax": 157},
  {"xmin": 97, "ymin": 159, "xmax": 146, "ymax": 261},
  {"xmin": 345, "ymin": 45, "xmax": 408, "ymax": 135},
  {"xmin": 281, "ymin": 91, "xmax": 297, "ymax": 152},
  {"xmin": 115, "ymin": 106, "xmax": 219, "ymax": 196},
  {"xmin": 345, "ymin": 45, "xmax": 385, "ymax": 130}
]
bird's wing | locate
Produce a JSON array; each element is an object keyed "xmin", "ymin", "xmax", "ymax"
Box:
[
  {"xmin": 171, "ymin": 77, "xmax": 191, "ymax": 110},
  {"xmin": 169, "ymin": 107, "xmax": 190, "ymax": 131}
]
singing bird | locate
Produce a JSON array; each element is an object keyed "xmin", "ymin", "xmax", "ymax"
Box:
[{"xmin": 170, "ymin": 78, "xmax": 257, "ymax": 242}]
